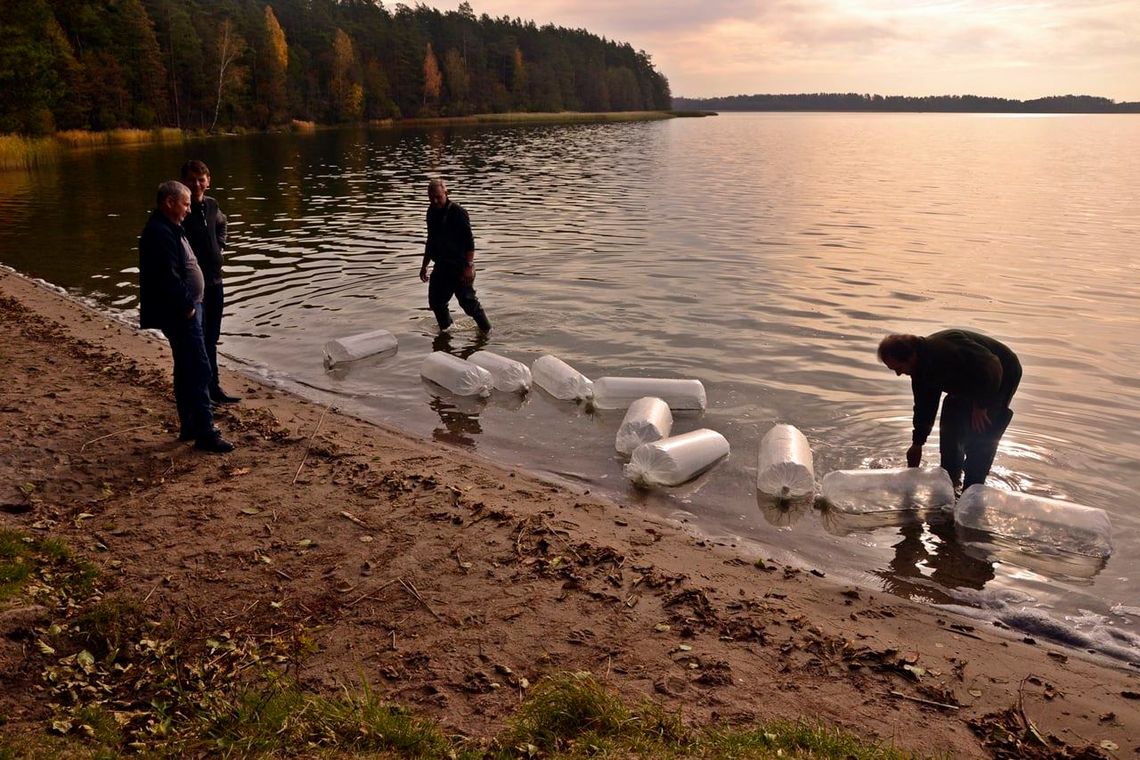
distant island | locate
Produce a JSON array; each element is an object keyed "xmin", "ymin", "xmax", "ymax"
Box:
[{"xmin": 672, "ymin": 93, "xmax": 1140, "ymax": 113}]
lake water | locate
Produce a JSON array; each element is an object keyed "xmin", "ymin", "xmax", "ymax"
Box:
[{"xmin": 2, "ymin": 113, "xmax": 1138, "ymax": 662}]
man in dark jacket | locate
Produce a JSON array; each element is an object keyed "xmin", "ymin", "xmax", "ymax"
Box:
[
  {"xmin": 138, "ymin": 180, "xmax": 234, "ymax": 453},
  {"xmin": 181, "ymin": 159, "xmax": 239, "ymax": 404},
  {"xmin": 878, "ymin": 329, "xmax": 1021, "ymax": 489},
  {"xmin": 418, "ymin": 178, "xmax": 491, "ymax": 334}
]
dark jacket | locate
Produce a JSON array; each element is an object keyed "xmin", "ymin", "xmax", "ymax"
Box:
[
  {"xmin": 183, "ymin": 196, "xmax": 227, "ymax": 284},
  {"xmin": 911, "ymin": 329, "xmax": 1022, "ymax": 445},
  {"xmin": 138, "ymin": 211, "xmax": 200, "ymax": 329},
  {"xmin": 425, "ymin": 201, "xmax": 475, "ymax": 267}
]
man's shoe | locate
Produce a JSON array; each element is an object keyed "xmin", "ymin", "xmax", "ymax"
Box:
[
  {"xmin": 180, "ymin": 426, "xmax": 220, "ymax": 442},
  {"xmin": 210, "ymin": 387, "xmax": 242, "ymax": 404},
  {"xmin": 195, "ymin": 434, "xmax": 235, "ymax": 454}
]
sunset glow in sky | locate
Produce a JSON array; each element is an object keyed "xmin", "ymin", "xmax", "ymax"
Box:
[{"xmin": 427, "ymin": 0, "xmax": 1140, "ymax": 101}]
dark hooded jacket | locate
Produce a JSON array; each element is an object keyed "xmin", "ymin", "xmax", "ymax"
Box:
[
  {"xmin": 910, "ymin": 329, "xmax": 1021, "ymax": 446},
  {"xmin": 425, "ymin": 200, "xmax": 474, "ymax": 267}
]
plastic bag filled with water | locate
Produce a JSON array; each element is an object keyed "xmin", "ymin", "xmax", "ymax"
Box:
[
  {"xmin": 757, "ymin": 424, "xmax": 815, "ymax": 498},
  {"xmin": 531, "ymin": 354, "xmax": 593, "ymax": 401},
  {"xmin": 469, "ymin": 350, "xmax": 531, "ymax": 393},
  {"xmin": 955, "ymin": 485, "xmax": 1113, "ymax": 558},
  {"xmin": 624, "ymin": 428, "xmax": 729, "ymax": 487},
  {"xmin": 421, "ymin": 351, "xmax": 493, "ymax": 397},
  {"xmin": 615, "ymin": 396, "xmax": 673, "ymax": 456},
  {"xmin": 592, "ymin": 377, "xmax": 707, "ymax": 411},
  {"xmin": 323, "ymin": 329, "xmax": 398, "ymax": 368},
  {"xmin": 820, "ymin": 466, "xmax": 955, "ymax": 514}
]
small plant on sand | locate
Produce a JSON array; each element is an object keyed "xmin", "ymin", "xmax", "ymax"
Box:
[{"xmin": 0, "ymin": 530, "xmax": 96, "ymax": 603}]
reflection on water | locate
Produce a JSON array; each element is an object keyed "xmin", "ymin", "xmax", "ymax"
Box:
[{"xmin": 2, "ymin": 113, "xmax": 1139, "ymax": 654}]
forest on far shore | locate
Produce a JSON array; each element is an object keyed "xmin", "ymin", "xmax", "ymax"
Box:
[
  {"xmin": 0, "ymin": 0, "xmax": 672, "ymax": 135},
  {"xmin": 672, "ymin": 93, "xmax": 1140, "ymax": 113}
]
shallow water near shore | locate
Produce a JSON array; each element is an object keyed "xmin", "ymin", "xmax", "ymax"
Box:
[{"xmin": 1, "ymin": 113, "xmax": 1138, "ymax": 661}]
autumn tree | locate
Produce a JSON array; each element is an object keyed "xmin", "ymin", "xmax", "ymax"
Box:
[
  {"xmin": 442, "ymin": 48, "xmax": 469, "ymax": 114},
  {"xmin": 260, "ymin": 5, "xmax": 289, "ymax": 125},
  {"xmin": 330, "ymin": 28, "xmax": 362, "ymax": 122},
  {"xmin": 422, "ymin": 42, "xmax": 441, "ymax": 113},
  {"xmin": 209, "ymin": 19, "xmax": 246, "ymax": 132}
]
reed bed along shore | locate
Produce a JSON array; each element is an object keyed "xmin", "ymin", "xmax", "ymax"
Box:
[
  {"xmin": 0, "ymin": 112, "xmax": 690, "ymax": 171},
  {"xmin": 0, "ymin": 128, "xmax": 184, "ymax": 171}
]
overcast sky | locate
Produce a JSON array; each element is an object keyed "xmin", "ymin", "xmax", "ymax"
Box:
[{"xmin": 424, "ymin": 0, "xmax": 1140, "ymax": 101}]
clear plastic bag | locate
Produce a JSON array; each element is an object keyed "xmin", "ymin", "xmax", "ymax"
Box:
[
  {"xmin": 592, "ymin": 377, "xmax": 707, "ymax": 411},
  {"xmin": 955, "ymin": 485, "xmax": 1113, "ymax": 558},
  {"xmin": 531, "ymin": 354, "xmax": 594, "ymax": 401},
  {"xmin": 323, "ymin": 329, "xmax": 398, "ymax": 368},
  {"xmin": 624, "ymin": 428, "xmax": 729, "ymax": 487},
  {"xmin": 757, "ymin": 424, "xmax": 815, "ymax": 497},
  {"xmin": 820, "ymin": 467, "xmax": 955, "ymax": 514},
  {"xmin": 420, "ymin": 351, "xmax": 494, "ymax": 397},
  {"xmin": 468, "ymin": 350, "xmax": 532, "ymax": 393},
  {"xmin": 615, "ymin": 396, "xmax": 673, "ymax": 456}
]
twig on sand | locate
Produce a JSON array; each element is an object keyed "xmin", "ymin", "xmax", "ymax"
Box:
[
  {"xmin": 887, "ymin": 690, "xmax": 960, "ymax": 710},
  {"xmin": 348, "ymin": 578, "xmax": 399, "ymax": 607},
  {"xmin": 399, "ymin": 577, "xmax": 444, "ymax": 621},
  {"xmin": 542, "ymin": 518, "xmax": 582, "ymax": 561},
  {"xmin": 292, "ymin": 402, "xmax": 334, "ymax": 485},
  {"xmin": 80, "ymin": 425, "xmax": 149, "ymax": 453},
  {"xmin": 1018, "ymin": 675, "xmax": 1048, "ymax": 745},
  {"xmin": 340, "ymin": 510, "xmax": 367, "ymax": 527}
]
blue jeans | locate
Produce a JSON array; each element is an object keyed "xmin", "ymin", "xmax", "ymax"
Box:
[{"xmin": 161, "ymin": 304, "xmax": 215, "ymax": 438}]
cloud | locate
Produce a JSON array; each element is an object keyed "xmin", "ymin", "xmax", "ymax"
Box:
[{"xmin": 425, "ymin": 0, "xmax": 1140, "ymax": 99}]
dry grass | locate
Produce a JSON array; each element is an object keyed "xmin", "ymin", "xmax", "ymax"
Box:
[
  {"xmin": 380, "ymin": 110, "xmax": 675, "ymax": 128},
  {"xmin": 0, "ymin": 135, "xmax": 59, "ymax": 171},
  {"xmin": 54, "ymin": 127, "xmax": 183, "ymax": 148},
  {"xmin": 0, "ymin": 128, "xmax": 185, "ymax": 172}
]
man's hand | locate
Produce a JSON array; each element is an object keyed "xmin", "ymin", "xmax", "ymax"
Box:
[
  {"xmin": 971, "ymin": 405, "xmax": 991, "ymax": 433},
  {"xmin": 419, "ymin": 265, "xmax": 429, "ymax": 283},
  {"xmin": 906, "ymin": 442, "xmax": 923, "ymax": 467},
  {"xmin": 460, "ymin": 262, "xmax": 475, "ymax": 286}
]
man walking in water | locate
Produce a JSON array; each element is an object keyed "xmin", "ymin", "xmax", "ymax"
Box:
[
  {"xmin": 878, "ymin": 329, "xmax": 1021, "ymax": 489},
  {"xmin": 419, "ymin": 178, "xmax": 491, "ymax": 334}
]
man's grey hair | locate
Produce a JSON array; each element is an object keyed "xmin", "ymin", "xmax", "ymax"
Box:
[
  {"xmin": 427, "ymin": 177, "xmax": 447, "ymax": 193},
  {"xmin": 156, "ymin": 180, "xmax": 190, "ymax": 207}
]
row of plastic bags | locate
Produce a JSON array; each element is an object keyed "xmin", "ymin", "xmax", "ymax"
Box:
[{"xmin": 324, "ymin": 332, "xmax": 1112, "ymax": 559}]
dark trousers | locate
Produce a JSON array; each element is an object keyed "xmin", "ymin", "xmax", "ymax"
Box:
[
  {"xmin": 202, "ymin": 281, "xmax": 224, "ymax": 390},
  {"xmin": 939, "ymin": 396, "xmax": 1016, "ymax": 489},
  {"xmin": 428, "ymin": 263, "xmax": 490, "ymax": 332},
  {"xmin": 161, "ymin": 304, "xmax": 215, "ymax": 438}
]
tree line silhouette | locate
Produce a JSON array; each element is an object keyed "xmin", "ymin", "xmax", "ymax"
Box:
[
  {"xmin": 0, "ymin": 0, "xmax": 672, "ymax": 135},
  {"xmin": 672, "ymin": 93, "xmax": 1140, "ymax": 113}
]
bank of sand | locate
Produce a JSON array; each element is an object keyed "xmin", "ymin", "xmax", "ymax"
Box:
[{"xmin": 1, "ymin": 268, "xmax": 1137, "ymax": 756}]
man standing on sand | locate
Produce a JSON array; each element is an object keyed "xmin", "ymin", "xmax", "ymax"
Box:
[
  {"xmin": 878, "ymin": 329, "xmax": 1021, "ymax": 489},
  {"xmin": 138, "ymin": 181, "xmax": 234, "ymax": 453},
  {"xmin": 419, "ymin": 178, "xmax": 491, "ymax": 335},
  {"xmin": 180, "ymin": 159, "xmax": 239, "ymax": 404}
]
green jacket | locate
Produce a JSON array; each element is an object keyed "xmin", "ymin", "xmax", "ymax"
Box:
[{"xmin": 911, "ymin": 329, "xmax": 1021, "ymax": 445}]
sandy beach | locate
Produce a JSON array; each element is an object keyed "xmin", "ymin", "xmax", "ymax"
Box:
[{"xmin": 1, "ymin": 267, "xmax": 1137, "ymax": 757}]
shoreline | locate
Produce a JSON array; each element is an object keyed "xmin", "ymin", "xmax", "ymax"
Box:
[
  {"xmin": 1, "ymin": 267, "xmax": 1137, "ymax": 755},
  {"xmin": 0, "ymin": 112, "xmax": 687, "ymax": 171}
]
